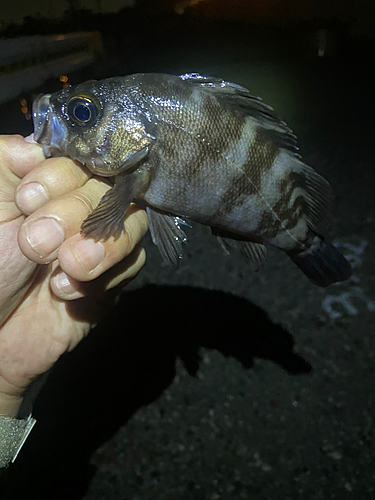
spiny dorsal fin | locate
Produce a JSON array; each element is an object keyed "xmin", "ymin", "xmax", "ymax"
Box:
[{"xmin": 180, "ymin": 73, "xmax": 300, "ymax": 156}]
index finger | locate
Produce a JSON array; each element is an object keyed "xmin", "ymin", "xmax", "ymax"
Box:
[
  {"xmin": 16, "ymin": 156, "xmax": 93, "ymax": 215},
  {"xmin": 0, "ymin": 135, "xmax": 45, "ymax": 178}
]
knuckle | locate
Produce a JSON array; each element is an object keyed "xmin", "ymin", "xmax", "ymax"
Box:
[{"xmin": 71, "ymin": 192, "xmax": 96, "ymax": 214}]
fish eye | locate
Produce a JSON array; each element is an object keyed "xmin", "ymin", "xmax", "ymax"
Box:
[{"xmin": 67, "ymin": 95, "xmax": 99, "ymax": 126}]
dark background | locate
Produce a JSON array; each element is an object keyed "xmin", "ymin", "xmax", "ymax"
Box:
[{"xmin": 1, "ymin": 1, "xmax": 375, "ymax": 498}]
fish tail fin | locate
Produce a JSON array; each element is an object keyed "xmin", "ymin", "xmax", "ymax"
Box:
[{"xmin": 286, "ymin": 236, "xmax": 352, "ymax": 287}]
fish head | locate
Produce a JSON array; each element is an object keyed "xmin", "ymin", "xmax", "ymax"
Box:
[{"xmin": 33, "ymin": 79, "xmax": 154, "ymax": 177}]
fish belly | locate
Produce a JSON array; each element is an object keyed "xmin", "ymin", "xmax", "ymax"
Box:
[{"xmin": 143, "ymin": 119, "xmax": 308, "ymax": 251}]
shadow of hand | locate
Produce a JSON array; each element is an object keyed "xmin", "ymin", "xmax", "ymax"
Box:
[{"xmin": 1, "ymin": 285, "xmax": 311, "ymax": 500}]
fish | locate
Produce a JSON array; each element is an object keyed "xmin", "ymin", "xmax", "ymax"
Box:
[{"xmin": 32, "ymin": 72, "xmax": 352, "ymax": 287}]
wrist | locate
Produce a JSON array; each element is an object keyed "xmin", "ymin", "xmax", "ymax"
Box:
[{"xmin": 0, "ymin": 392, "xmax": 23, "ymax": 418}]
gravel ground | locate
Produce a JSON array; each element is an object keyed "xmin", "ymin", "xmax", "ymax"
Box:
[{"xmin": 1, "ymin": 18, "xmax": 374, "ymax": 500}]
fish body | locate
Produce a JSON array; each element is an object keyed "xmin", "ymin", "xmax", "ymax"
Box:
[{"xmin": 33, "ymin": 72, "xmax": 352, "ymax": 286}]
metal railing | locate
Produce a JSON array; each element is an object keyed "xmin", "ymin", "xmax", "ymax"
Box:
[{"xmin": 0, "ymin": 31, "xmax": 104, "ymax": 105}]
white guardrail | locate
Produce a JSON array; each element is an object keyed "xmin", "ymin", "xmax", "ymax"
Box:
[{"xmin": 0, "ymin": 31, "xmax": 104, "ymax": 105}]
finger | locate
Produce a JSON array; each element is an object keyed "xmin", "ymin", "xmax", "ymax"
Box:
[
  {"xmin": 50, "ymin": 245, "xmax": 146, "ymax": 300},
  {"xmin": 18, "ymin": 175, "xmax": 148, "ymax": 279},
  {"xmin": 0, "ymin": 135, "xmax": 45, "ymax": 178},
  {"xmin": 57, "ymin": 203, "xmax": 148, "ymax": 281},
  {"xmin": 18, "ymin": 177, "xmax": 113, "ymax": 263},
  {"xmin": 16, "ymin": 156, "xmax": 92, "ymax": 215}
]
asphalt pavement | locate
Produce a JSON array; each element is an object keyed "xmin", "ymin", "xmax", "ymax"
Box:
[{"xmin": 1, "ymin": 19, "xmax": 374, "ymax": 500}]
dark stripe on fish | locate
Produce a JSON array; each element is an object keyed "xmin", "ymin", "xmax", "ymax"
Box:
[
  {"xmin": 257, "ymin": 177, "xmax": 292, "ymax": 237},
  {"xmin": 218, "ymin": 126, "xmax": 279, "ymax": 215}
]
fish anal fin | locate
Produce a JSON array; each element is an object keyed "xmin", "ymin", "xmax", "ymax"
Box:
[
  {"xmin": 212, "ymin": 229, "xmax": 267, "ymax": 271},
  {"xmin": 147, "ymin": 208, "xmax": 190, "ymax": 267}
]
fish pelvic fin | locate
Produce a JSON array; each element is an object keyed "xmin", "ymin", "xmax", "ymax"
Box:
[
  {"xmin": 147, "ymin": 208, "xmax": 190, "ymax": 267},
  {"xmin": 286, "ymin": 235, "xmax": 352, "ymax": 287}
]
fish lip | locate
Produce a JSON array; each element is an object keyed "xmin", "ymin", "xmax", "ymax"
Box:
[
  {"xmin": 86, "ymin": 157, "xmax": 114, "ymax": 177},
  {"xmin": 32, "ymin": 94, "xmax": 67, "ymax": 149},
  {"xmin": 33, "ymin": 94, "xmax": 52, "ymax": 144}
]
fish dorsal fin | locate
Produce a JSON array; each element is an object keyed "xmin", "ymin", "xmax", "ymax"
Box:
[
  {"xmin": 180, "ymin": 73, "xmax": 300, "ymax": 156},
  {"xmin": 290, "ymin": 158, "xmax": 335, "ymax": 234}
]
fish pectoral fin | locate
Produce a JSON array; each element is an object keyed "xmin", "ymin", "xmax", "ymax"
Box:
[
  {"xmin": 213, "ymin": 231, "xmax": 267, "ymax": 271},
  {"xmin": 147, "ymin": 208, "xmax": 190, "ymax": 267},
  {"xmin": 80, "ymin": 167, "xmax": 150, "ymax": 241}
]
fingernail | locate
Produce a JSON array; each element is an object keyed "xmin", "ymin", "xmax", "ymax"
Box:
[
  {"xmin": 54, "ymin": 271, "xmax": 83, "ymax": 298},
  {"xmin": 54, "ymin": 271, "xmax": 76, "ymax": 294},
  {"xmin": 25, "ymin": 218, "xmax": 65, "ymax": 257},
  {"xmin": 24, "ymin": 134, "xmax": 36, "ymax": 144},
  {"xmin": 73, "ymin": 238, "xmax": 105, "ymax": 272},
  {"xmin": 17, "ymin": 182, "xmax": 49, "ymax": 213}
]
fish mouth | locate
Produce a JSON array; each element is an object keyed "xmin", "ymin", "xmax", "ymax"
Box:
[
  {"xmin": 33, "ymin": 94, "xmax": 67, "ymax": 149},
  {"xmin": 86, "ymin": 156, "xmax": 114, "ymax": 177}
]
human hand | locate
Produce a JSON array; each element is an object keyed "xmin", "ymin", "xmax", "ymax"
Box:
[{"xmin": 0, "ymin": 135, "xmax": 147, "ymax": 417}]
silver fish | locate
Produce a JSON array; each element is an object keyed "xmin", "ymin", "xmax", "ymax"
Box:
[{"xmin": 33, "ymin": 72, "xmax": 352, "ymax": 286}]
